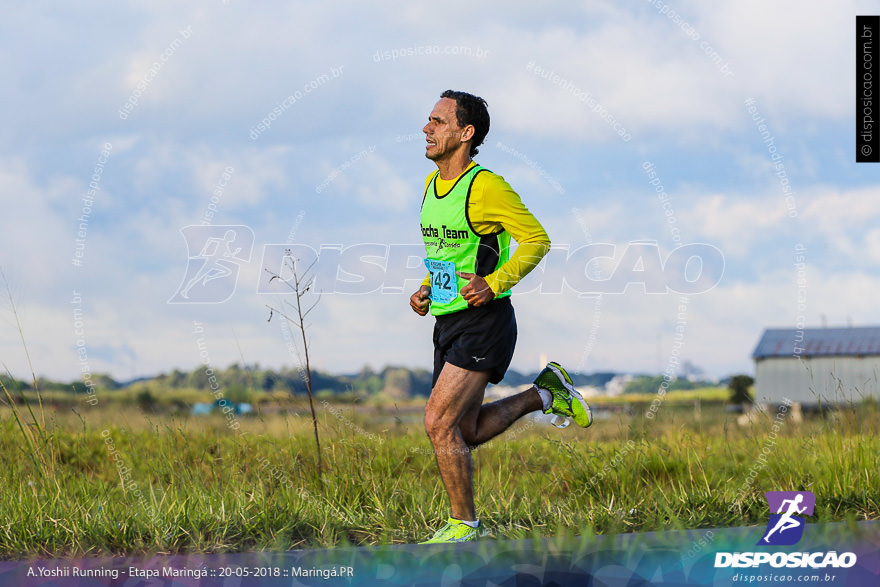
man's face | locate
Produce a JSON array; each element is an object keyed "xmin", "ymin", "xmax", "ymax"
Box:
[{"xmin": 423, "ymin": 97, "xmax": 470, "ymax": 162}]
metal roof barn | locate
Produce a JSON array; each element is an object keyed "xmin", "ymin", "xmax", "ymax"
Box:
[{"xmin": 752, "ymin": 327, "xmax": 880, "ymax": 405}]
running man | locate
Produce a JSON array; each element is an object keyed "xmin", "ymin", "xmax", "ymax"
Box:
[
  {"xmin": 761, "ymin": 494, "xmax": 807, "ymax": 544},
  {"xmin": 410, "ymin": 90, "xmax": 593, "ymax": 543}
]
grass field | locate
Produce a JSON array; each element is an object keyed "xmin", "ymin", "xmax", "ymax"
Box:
[{"xmin": 0, "ymin": 391, "xmax": 878, "ymax": 558}]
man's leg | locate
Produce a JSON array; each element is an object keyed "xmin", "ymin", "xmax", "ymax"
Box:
[
  {"xmin": 424, "ymin": 362, "xmax": 542, "ymax": 521},
  {"xmin": 460, "ymin": 386, "xmax": 542, "ymax": 447}
]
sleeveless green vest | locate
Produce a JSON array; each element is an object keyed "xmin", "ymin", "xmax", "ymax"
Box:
[{"xmin": 420, "ymin": 164, "xmax": 511, "ymax": 316}]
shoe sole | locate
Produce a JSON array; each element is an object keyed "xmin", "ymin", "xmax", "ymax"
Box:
[
  {"xmin": 420, "ymin": 528, "xmax": 487, "ymax": 544},
  {"xmin": 546, "ymin": 363, "xmax": 592, "ymax": 428}
]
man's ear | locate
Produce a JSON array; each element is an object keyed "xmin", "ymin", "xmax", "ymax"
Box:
[{"xmin": 460, "ymin": 125, "xmax": 475, "ymax": 141}]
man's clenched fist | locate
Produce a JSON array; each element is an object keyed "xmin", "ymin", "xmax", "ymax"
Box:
[{"xmin": 410, "ymin": 285, "xmax": 431, "ymax": 316}]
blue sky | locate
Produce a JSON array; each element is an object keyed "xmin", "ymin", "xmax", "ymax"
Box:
[{"xmin": 1, "ymin": 1, "xmax": 878, "ymax": 382}]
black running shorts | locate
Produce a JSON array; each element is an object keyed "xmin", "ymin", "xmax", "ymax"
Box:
[{"xmin": 431, "ymin": 297, "xmax": 517, "ymax": 387}]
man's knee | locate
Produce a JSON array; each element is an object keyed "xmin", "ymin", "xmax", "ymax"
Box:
[
  {"xmin": 424, "ymin": 408, "xmax": 450, "ymax": 440},
  {"xmin": 426, "ymin": 408, "xmax": 471, "ymax": 446}
]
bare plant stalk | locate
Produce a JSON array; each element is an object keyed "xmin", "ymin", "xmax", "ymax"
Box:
[
  {"xmin": 294, "ymin": 282, "xmax": 322, "ymax": 486},
  {"xmin": 2, "ymin": 268, "xmax": 46, "ymax": 431},
  {"xmin": 0, "ymin": 375, "xmax": 47, "ymax": 480},
  {"xmin": 265, "ymin": 255, "xmax": 323, "ymax": 486},
  {"xmin": 1, "ymin": 268, "xmax": 56, "ymax": 484}
]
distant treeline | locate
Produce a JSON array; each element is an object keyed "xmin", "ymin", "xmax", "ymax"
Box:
[
  {"xmin": 1, "ymin": 367, "xmax": 715, "ymax": 400},
  {"xmin": 620, "ymin": 375, "xmax": 714, "ymax": 395},
  {"xmin": 1, "ymin": 365, "xmax": 434, "ymax": 399}
]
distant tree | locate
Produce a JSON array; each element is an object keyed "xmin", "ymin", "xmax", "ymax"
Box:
[
  {"xmin": 410, "ymin": 369, "xmax": 433, "ymax": 397},
  {"xmin": 383, "ymin": 368, "xmax": 412, "ymax": 399},
  {"xmin": 624, "ymin": 376, "xmax": 663, "ymax": 395},
  {"xmin": 136, "ymin": 388, "xmax": 157, "ymax": 412},
  {"xmin": 259, "ymin": 370, "xmax": 279, "ymax": 392},
  {"xmin": 364, "ymin": 372, "xmax": 384, "ymax": 395},
  {"xmin": 728, "ymin": 375, "xmax": 755, "ymax": 405},
  {"xmin": 167, "ymin": 369, "xmax": 186, "ymax": 388},
  {"xmin": 624, "ymin": 374, "xmax": 703, "ymax": 395},
  {"xmin": 225, "ymin": 384, "xmax": 251, "ymax": 404},
  {"xmin": 186, "ymin": 367, "xmax": 209, "ymax": 389},
  {"xmin": 224, "ymin": 363, "xmax": 250, "ymax": 388},
  {"xmin": 93, "ymin": 374, "xmax": 120, "ymax": 390}
]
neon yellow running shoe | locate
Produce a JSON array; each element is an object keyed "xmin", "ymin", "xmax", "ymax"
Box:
[
  {"xmin": 535, "ymin": 361, "xmax": 593, "ymax": 429},
  {"xmin": 419, "ymin": 518, "xmax": 486, "ymax": 544}
]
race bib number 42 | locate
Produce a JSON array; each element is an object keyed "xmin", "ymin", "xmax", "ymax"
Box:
[{"xmin": 424, "ymin": 258, "xmax": 458, "ymax": 304}]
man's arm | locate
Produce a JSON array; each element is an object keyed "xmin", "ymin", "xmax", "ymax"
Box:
[{"xmin": 469, "ymin": 173, "xmax": 551, "ymax": 295}]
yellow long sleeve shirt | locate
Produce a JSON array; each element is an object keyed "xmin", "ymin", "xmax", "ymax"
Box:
[{"xmin": 421, "ymin": 162, "xmax": 550, "ymax": 296}]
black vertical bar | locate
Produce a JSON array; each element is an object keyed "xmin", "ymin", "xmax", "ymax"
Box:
[{"xmin": 857, "ymin": 15, "xmax": 880, "ymax": 162}]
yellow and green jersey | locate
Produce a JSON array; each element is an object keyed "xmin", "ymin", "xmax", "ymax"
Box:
[{"xmin": 420, "ymin": 162, "xmax": 550, "ymax": 315}]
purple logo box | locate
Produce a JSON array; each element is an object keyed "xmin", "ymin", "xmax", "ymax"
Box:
[{"xmin": 759, "ymin": 491, "xmax": 816, "ymax": 546}]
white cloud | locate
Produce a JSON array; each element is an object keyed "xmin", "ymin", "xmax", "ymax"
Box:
[
  {"xmin": 800, "ymin": 186, "xmax": 880, "ymax": 232},
  {"xmin": 189, "ymin": 145, "xmax": 290, "ymax": 209},
  {"xmin": 865, "ymin": 229, "xmax": 880, "ymax": 263},
  {"xmin": 680, "ymin": 193, "xmax": 789, "ymax": 257},
  {"xmin": 688, "ymin": 0, "xmax": 858, "ymax": 121},
  {"xmin": 0, "ymin": 159, "xmax": 80, "ymax": 292},
  {"xmin": 797, "ymin": 186, "xmax": 880, "ymax": 262}
]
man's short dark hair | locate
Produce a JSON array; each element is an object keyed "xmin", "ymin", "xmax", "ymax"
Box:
[{"xmin": 440, "ymin": 90, "xmax": 490, "ymax": 157}]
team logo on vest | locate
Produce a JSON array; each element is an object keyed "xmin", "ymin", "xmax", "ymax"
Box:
[
  {"xmin": 421, "ymin": 224, "xmax": 469, "ymax": 251},
  {"xmin": 759, "ymin": 491, "xmax": 814, "ymax": 546},
  {"xmin": 420, "ymin": 223, "xmax": 471, "ymax": 240}
]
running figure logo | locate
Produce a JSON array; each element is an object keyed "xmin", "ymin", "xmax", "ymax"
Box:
[
  {"xmin": 759, "ymin": 491, "xmax": 815, "ymax": 546},
  {"xmin": 169, "ymin": 225, "xmax": 254, "ymax": 303}
]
